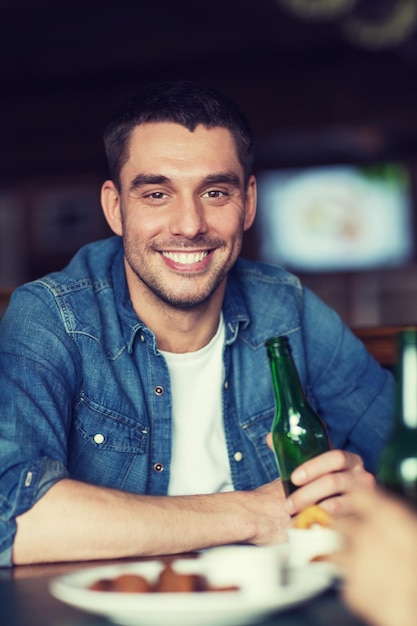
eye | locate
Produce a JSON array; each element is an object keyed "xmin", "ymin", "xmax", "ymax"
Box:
[
  {"xmin": 144, "ymin": 191, "xmax": 167, "ymax": 200},
  {"xmin": 202, "ymin": 189, "xmax": 229, "ymax": 199}
]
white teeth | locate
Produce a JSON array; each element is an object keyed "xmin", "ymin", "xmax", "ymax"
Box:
[{"xmin": 162, "ymin": 251, "xmax": 208, "ymax": 264}]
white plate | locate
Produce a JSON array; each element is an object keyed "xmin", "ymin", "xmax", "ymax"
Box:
[{"xmin": 49, "ymin": 546, "xmax": 333, "ymax": 626}]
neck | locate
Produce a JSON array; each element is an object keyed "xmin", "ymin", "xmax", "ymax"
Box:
[
  {"xmin": 127, "ymin": 280, "xmax": 225, "ymax": 354},
  {"xmin": 153, "ymin": 309, "xmax": 222, "ymax": 353}
]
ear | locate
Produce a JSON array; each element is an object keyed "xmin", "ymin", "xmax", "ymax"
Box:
[
  {"xmin": 243, "ymin": 175, "xmax": 257, "ymax": 231},
  {"xmin": 101, "ymin": 180, "xmax": 123, "ymax": 236}
]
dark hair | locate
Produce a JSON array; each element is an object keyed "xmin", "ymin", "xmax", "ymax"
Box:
[{"xmin": 103, "ymin": 80, "xmax": 254, "ymax": 190}]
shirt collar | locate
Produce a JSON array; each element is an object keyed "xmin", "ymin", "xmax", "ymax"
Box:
[
  {"xmin": 222, "ymin": 260, "xmax": 251, "ymax": 345},
  {"xmin": 110, "ymin": 240, "xmax": 150, "ymax": 353}
]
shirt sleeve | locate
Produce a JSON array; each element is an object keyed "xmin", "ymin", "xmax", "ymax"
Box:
[
  {"xmin": 0, "ymin": 284, "xmax": 78, "ymax": 566},
  {"xmin": 299, "ymin": 286, "xmax": 395, "ymax": 473}
]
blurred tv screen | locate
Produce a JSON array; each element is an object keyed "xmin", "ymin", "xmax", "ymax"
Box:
[{"xmin": 255, "ymin": 163, "xmax": 414, "ymax": 273}]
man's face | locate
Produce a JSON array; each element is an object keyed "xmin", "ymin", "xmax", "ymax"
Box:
[{"xmin": 103, "ymin": 122, "xmax": 256, "ymax": 311}]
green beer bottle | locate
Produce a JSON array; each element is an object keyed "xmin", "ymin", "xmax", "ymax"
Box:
[
  {"xmin": 377, "ymin": 328, "xmax": 417, "ymax": 507},
  {"xmin": 266, "ymin": 335, "xmax": 332, "ymax": 496}
]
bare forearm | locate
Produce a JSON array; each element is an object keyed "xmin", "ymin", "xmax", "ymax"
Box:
[{"xmin": 13, "ymin": 478, "xmax": 289, "ymax": 565}]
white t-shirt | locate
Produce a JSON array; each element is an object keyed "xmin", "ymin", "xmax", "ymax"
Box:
[{"xmin": 160, "ymin": 315, "xmax": 234, "ymax": 496}]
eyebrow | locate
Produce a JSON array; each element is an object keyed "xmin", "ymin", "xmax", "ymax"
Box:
[
  {"xmin": 202, "ymin": 172, "xmax": 241, "ymax": 187},
  {"xmin": 128, "ymin": 171, "xmax": 241, "ymax": 193},
  {"xmin": 129, "ymin": 174, "xmax": 170, "ymax": 191}
]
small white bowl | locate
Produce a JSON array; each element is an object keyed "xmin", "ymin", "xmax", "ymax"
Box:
[
  {"xmin": 287, "ymin": 527, "xmax": 342, "ymax": 567},
  {"xmin": 199, "ymin": 544, "xmax": 286, "ymax": 596}
]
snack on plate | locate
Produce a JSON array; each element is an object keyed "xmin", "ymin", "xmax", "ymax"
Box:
[
  {"xmin": 288, "ymin": 506, "xmax": 340, "ymax": 566},
  {"xmin": 88, "ymin": 561, "xmax": 239, "ymax": 594},
  {"xmin": 90, "ymin": 573, "xmax": 152, "ymax": 593},
  {"xmin": 292, "ymin": 505, "xmax": 332, "ymax": 529}
]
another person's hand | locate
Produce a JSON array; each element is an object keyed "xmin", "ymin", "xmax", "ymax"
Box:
[{"xmin": 333, "ymin": 487, "xmax": 417, "ymax": 626}]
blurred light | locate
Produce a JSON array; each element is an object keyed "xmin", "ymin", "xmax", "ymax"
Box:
[
  {"xmin": 343, "ymin": 0, "xmax": 417, "ymax": 49},
  {"xmin": 400, "ymin": 458, "xmax": 417, "ymax": 482},
  {"xmin": 278, "ymin": 0, "xmax": 358, "ymax": 20},
  {"xmin": 277, "ymin": 0, "xmax": 417, "ymax": 50}
]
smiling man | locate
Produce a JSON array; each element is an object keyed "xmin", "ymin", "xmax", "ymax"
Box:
[{"xmin": 0, "ymin": 80, "xmax": 394, "ymax": 566}]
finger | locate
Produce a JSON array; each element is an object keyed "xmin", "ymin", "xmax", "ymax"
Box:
[
  {"xmin": 319, "ymin": 492, "xmax": 365, "ymax": 517},
  {"xmin": 291, "ymin": 450, "xmax": 364, "ymax": 486},
  {"xmin": 285, "ymin": 470, "xmax": 374, "ymax": 516}
]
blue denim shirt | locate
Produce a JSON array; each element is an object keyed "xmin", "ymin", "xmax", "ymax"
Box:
[{"xmin": 0, "ymin": 236, "xmax": 395, "ymax": 566}]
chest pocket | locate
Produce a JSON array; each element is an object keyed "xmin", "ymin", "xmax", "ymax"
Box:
[{"xmin": 68, "ymin": 393, "xmax": 149, "ymax": 490}]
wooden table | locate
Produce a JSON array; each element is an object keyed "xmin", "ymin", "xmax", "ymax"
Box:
[{"xmin": 0, "ymin": 557, "xmax": 368, "ymax": 626}]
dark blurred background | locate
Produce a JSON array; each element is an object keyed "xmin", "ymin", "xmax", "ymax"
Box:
[{"xmin": 1, "ymin": 0, "xmax": 417, "ymax": 327}]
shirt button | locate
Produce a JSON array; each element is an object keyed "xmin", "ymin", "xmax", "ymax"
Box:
[
  {"xmin": 140, "ymin": 334, "xmax": 145, "ymax": 342},
  {"xmin": 94, "ymin": 433, "xmax": 105, "ymax": 444},
  {"xmin": 233, "ymin": 451, "xmax": 243, "ymax": 462},
  {"xmin": 154, "ymin": 463, "xmax": 164, "ymax": 472},
  {"xmin": 224, "ymin": 381, "xmax": 229, "ymax": 390},
  {"xmin": 24, "ymin": 471, "xmax": 33, "ymax": 487},
  {"xmin": 154, "ymin": 386, "xmax": 164, "ymax": 395}
]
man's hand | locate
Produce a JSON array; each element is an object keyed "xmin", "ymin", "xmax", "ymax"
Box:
[
  {"xmin": 265, "ymin": 432, "xmax": 375, "ymax": 517},
  {"xmin": 284, "ymin": 449, "xmax": 375, "ymax": 517}
]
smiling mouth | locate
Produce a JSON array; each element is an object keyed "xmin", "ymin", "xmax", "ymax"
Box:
[{"xmin": 161, "ymin": 251, "xmax": 209, "ymax": 265}]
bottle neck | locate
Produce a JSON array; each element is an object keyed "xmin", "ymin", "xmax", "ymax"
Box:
[{"xmin": 266, "ymin": 338, "xmax": 307, "ymax": 408}]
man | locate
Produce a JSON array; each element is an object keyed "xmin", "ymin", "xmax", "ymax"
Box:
[{"xmin": 0, "ymin": 80, "xmax": 394, "ymax": 566}]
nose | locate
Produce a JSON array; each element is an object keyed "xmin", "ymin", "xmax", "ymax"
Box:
[{"xmin": 169, "ymin": 195, "xmax": 209, "ymax": 238}]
